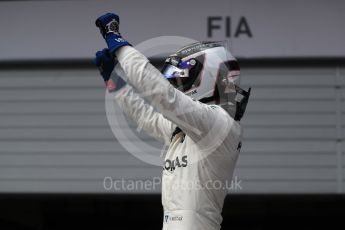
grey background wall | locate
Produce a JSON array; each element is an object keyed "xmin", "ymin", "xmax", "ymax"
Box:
[
  {"xmin": 0, "ymin": 0, "xmax": 345, "ymax": 194},
  {"xmin": 1, "ymin": 62, "xmax": 344, "ymax": 194},
  {"xmin": 1, "ymin": 0, "xmax": 345, "ymax": 60}
]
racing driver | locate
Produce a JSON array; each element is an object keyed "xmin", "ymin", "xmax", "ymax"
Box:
[{"xmin": 94, "ymin": 13, "xmax": 250, "ymax": 230}]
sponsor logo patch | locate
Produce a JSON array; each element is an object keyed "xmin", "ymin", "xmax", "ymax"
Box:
[
  {"xmin": 164, "ymin": 155, "xmax": 188, "ymax": 172},
  {"xmin": 164, "ymin": 213, "xmax": 183, "ymax": 223}
]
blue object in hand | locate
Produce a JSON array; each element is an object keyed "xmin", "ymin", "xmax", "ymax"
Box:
[
  {"xmin": 94, "ymin": 48, "xmax": 126, "ymax": 92},
  {"xmin": 95, "ymin": 13, "xmax": 130, "ymax": 53}
]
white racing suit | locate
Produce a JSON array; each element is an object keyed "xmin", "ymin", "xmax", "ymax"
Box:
[{"xmin": 112, "ymin": 46, "xmax": 242, "ymax": 230}]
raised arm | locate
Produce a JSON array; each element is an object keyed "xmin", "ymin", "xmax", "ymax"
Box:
[
  {"xmin": 115, "ymin": 46, "xmax": 222, "ymax": 141},
  {"xmin": 94, "ymin": 48, "xmax": 175, "ymax": 145},
  {"xmin": 113, "ymin": 84, "xmax": 175, "ymax": 145}
]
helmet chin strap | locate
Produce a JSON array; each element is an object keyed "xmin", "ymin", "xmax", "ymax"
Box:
[
  {"xmin": 234, "ymin": 87, "xmax": 251, "ymax": 121},
  {"xmin": 198, "ymin": 86, "xmax": 251, "ymax": 122}
]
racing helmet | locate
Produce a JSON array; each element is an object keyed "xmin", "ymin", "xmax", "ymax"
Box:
[{"xmin": 161, "ymin": 41, "xmax": 251, "ymax": 121}]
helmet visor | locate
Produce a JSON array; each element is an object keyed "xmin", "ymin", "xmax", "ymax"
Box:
[
  {"xmin": 162, "ymin": 64, "xmax": 189, "ymax": 79},
  {"xmin": 162, "ymin": 59, "xmax": 199, "ymax": 91}
]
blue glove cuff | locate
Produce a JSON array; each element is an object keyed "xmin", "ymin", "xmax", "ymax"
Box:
[
  {"xmin": 105, "ymin": 34, "xmax": 131, "ymax": 53},
  {"xmin": 94, "ymin": 48, "xmax": 115, "ymax": 82}
]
